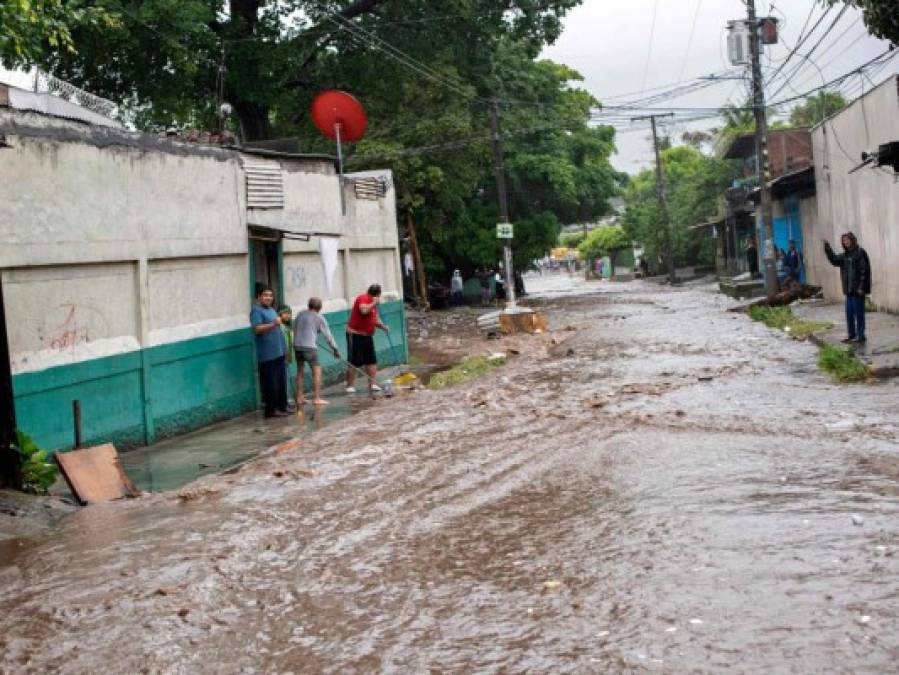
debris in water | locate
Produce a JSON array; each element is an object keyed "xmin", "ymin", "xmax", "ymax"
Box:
[
  {"xmin": 584, "ymin": 398, "xmax": 608, "ymax": 409},
  {"xmin": 177, "ymin": 486, "xmax": 219, "ymax": 502},
  {"xmin": 689, "ymin": 618, "xmax": 703, "ymax": 625},
  {"xmin": 664, "ymin": 626, "xmax": 677, "ymax": 633},
  {"xmin": 596, "ymin": 630, "xmax": 610, "ymax": 638},
  {"xmin": 851, "ymin": 514, "xmax": 864, "ymax": 526},
  {"xmin": 542, "ymin": 580, "xmax": 562, "ymax": 591},
  {"xmin": 697, "ymin": 376, "xmax": 713, "ymax": 382}
]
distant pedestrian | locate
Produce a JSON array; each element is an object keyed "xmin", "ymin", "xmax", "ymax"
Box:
[
  {"xmin": 598, "ymin": 258, "xmax": 605, "ymax": 279},
  {"xmin": 784, "ymin": 239, "xmax": 803, "ymax": 283},
  {"xmin": 745, "ymin": 236, "xmax": 759, "ymax": 278},
  {"xmin": 294, "ymin": 297, "xmax": 340, "ymax": 406},
  {"xmin": 514, "ymin": 270, "xmax": 525, "ymax": 297},
  {"xmin": 250, "ymin": 286, "xmax": 288, "ymax": 418},
  {"xmin": 478, "ymin": 268, "xmax": 491, "ymax": 306},
  {"xmin": 450, "ymin": 269, "xmax": 464, "ymax": 306},
  {"xmin": 278, "ymin": 305, "xmax": 294, "ymax": 405},
  {"xmin": 639, "ymin": 257, "xmax": 649, "ymax": 278},
  {"xmin": 494, "ymin": 270, "xmax": 506, "ymax": 302},
  {"xmin": 824, "ymin": 232, "xmax": 871, "ymax": 344},
  {"xmin": 345, "ymin": 284, "xmax": 390, "ymax": 395}
]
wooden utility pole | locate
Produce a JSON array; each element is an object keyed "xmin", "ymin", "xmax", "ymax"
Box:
[
  {"xmin": 489, "ymin": 100, "xmax": 517, "ymax": 307},
  {"xmin": 746, "ymin": 0, "xmax": 778, "ymax": 297},
  {"xmin": 405, "ymin": 210, "xmax": 429, "ymax": 309},
  {"xmin": 632, "ymin": 112, "xmax": 676, "ymax": 284}
]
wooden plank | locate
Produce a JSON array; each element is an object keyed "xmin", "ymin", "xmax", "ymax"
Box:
[
  {"xmin": 55, "ymin": 443, "xmax": 140, "ymax": 506},
  {"xmin": 499, "ymin": 311, "xmax": 548, "ymax": 334}
]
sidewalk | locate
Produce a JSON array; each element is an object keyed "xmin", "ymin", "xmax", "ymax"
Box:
[{"xmin": 792, "ymin": 300, "xmax": 899, "ymax": 378}]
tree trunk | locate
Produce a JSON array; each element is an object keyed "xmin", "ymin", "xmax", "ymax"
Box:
[
  {"xmin": 406, "ymin": 211, "xmax": 429, "ymax": 310},
  {"xmin": 234, "ymin": 99, "xmax": 272, "ymax": 141}
]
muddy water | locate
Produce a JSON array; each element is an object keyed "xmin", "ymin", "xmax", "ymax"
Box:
[{"xmin": 1, "ymin": 277, "xmax": 898, "ymax": 673}]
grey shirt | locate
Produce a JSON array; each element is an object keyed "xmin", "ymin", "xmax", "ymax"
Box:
[{"xmin": 293, "ymin": 309, "xmax": 338, "ymax": 351}]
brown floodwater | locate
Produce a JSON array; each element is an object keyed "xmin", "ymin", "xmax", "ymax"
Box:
[{"xmin": 0, "ymin": 275, "xmax": 897, "ymax": 673}]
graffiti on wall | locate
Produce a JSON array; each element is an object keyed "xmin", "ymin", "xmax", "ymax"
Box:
[
  {"xmin": 286, "ymin": 265, "xmax": 307, "ymax": 291},
  {"xmin": 37, "ymin": 304, "xmax": 109, "ymax": 352}
]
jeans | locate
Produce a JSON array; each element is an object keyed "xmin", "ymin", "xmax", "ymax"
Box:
[
  {"xmin": 845, "ymin": 295, "xmax": 866, "ymax": 340},
  {"xmin": 258, "ymin": 355, "xmax": 288, "ymax": 416}
]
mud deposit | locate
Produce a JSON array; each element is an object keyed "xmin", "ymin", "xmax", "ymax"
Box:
[{"xmin": 1, "ymin": 277, "xmax": 897, "ymax": 673}]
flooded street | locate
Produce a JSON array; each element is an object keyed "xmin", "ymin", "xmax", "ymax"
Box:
[{"xmin": 2, "ymin": 276, "xmax": 898, "ymax": 673}]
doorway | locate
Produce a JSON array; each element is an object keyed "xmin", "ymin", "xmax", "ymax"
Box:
[{"xmin": 249, "ymin": 230, "xmax": 283, "ymax": 306}]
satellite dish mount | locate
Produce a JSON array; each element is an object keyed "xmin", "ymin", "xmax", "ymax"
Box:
[{"xmin": 311, "ymin": 90, "xmax": 369, "ymax": 215}]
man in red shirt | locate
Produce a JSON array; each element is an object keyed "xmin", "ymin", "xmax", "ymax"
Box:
[{"xmin": 345, "ymin": 284, "xmax": 390, "ymax": 394}]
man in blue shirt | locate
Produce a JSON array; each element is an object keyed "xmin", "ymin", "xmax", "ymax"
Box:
[{"xmin": 250, "ymin": 286, "xmax": 289, "ymax": 417}]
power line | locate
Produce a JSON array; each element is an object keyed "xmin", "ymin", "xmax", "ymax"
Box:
[
  {"xmin": 677, "ymin": 0, "xmax": 703, "ymax": 83},
  {"xmin": 639, "ymin": 0, "xmax": 661, "ymax": 94},
  {"xmin": 768, "ymin": 4, "xmax": 850, "ymax": 101},
  {"xmin": 765, "ymin": 3, "xmax": 832, "ymax": 87}
]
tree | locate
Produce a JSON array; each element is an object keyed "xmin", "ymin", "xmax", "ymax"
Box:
[
  {"xmin": 789, "ymin": 91, "xmax": 848, "ymax": 127},
  {"xmin": 622, "ymin": 145, "xmax": 738, "ymax": 269},
  {"xmin": 577, "ymin": 225, "xmax": 629, "ymax": 272},
  {"xmin": 824, "ymin": 1, "xmax": 899, "ymax": 45},
  {"xmin": 37, "ymin": 1, "xmax": 582, "ymax": 138},
  {"xmin": 0, "ymin": 0, "xmax": 113, "ymax": 67}
]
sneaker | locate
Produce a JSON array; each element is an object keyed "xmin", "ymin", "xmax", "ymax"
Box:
[
  {"xmin": 856, "ymin": 336, "xmax": 867, "ymax": 344},
  {"xmin": 345, "ymin": 386, "xmax": 356, "ymax": 394},
  {"xmin": 841, "ymin": 337, "xmax": 856, "ymax": 344},
  {"xmin": 371, "ymin": 384, "xmax": 382, "ymax": 392}
]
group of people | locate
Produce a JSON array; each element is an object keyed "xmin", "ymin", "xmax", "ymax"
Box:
[
  {"xmin": 250, "ymin": 283, "xmax": 389, "ymax": 418},
  {"xmin": 743, "ymin": 236, "xmax": 804, "ymax": 284}
]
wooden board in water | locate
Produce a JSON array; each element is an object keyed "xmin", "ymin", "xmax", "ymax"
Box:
[{"xmin": 55, "ymin": 444, "xmax": 140, "ymax": 506}]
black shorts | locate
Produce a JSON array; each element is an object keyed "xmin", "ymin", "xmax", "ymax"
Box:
[
  {"xmin": 346, "ymin": 332, "xmax": 376, "ymax": 368},
  {"xmin": 295, "ymin": 347, "xmax": 319, "ymax": 366}
]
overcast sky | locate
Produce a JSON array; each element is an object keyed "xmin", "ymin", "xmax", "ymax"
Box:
[{"xmin": 541, "ymin": 0, "xmax": 897, "ymax": 174}]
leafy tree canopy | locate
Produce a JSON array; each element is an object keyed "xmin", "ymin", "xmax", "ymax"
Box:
[
  {"xmin": 623, "ymin": 145, "xmax": 739, "ymax": 269},
  {"xmin": 0, "ymin": 0, "xmax": 114, "ymax": 67},
  {"xmin": 788, "ymin": 91, "xmax": 848, "ymax": 127},
  {"xmin": 577, "ymin": 225, "xmax": 629, "ymax": 261},
  {"xmin": 824, "ymin": 1, "xmax": 899, "ymax": 45}
]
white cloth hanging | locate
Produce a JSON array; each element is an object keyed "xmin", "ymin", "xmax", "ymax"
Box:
[{"xmin": 319, "ymin": 236, "xmax": 339, "ymax": 296}]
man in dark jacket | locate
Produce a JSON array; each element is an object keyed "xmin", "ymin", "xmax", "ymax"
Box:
[{"xmin": 824, "ymin": 232, "xmax": 872, "ymax": 344}]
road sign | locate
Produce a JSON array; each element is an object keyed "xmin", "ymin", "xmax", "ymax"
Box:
[{"xmin": 496, "ymin": 223, "xmax": 514, "ymax": 239}]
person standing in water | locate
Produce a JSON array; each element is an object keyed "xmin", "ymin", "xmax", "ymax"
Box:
[
  {"xmin": 345, "ymin": 284, "xmax": 389, "ymax": 395},
  {"xmin": 293, "ymin": 297, "xmax": 340, "ymax": 406}
]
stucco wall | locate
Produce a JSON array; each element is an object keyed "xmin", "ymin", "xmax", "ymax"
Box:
[{"xmin": 808, "ymin": 75, "xmax": 899, "ymax": 312}]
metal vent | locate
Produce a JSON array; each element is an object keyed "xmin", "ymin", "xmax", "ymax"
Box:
[
  {"xmin": 245, "ymin": 161, "xmax": 284, "ymax": 209},
  {"xmin": 352, "ymin": 176, "xmax": 389, "ymax": 200}
]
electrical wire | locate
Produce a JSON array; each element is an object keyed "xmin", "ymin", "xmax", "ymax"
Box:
[
  {"xmin": 765, "ymin": 3, "xmax": 832, "ymax": 87},
  {"xmin": 677, "ymin": 0, "xmax": 703, "ymax": 83},
  {"xmin": 639, "ymin": 0, "xmax": 661, "ymax": 94}
]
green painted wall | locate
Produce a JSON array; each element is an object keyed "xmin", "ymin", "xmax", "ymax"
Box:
[{"xmin": 11, "ymin": 300, "xmax": 407, "ymax": 453}]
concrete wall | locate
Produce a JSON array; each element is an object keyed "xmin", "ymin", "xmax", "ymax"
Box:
[
  {"xmin": 808, "ymin": 75, "xmax": 899, "ymax": 312},
  {"xmin": 247, "ymin": 161, "xmax": 401, "ymax": 315},
  {"xmin": 0, "ymin": 109, "xmax": 405, "ymax": 451}
]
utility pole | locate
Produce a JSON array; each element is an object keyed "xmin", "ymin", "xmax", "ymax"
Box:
[
  {"xmin": 746, "ymin": 0, "xmax": 778, "ymax": 297},
  {"xmin": 489, "ymin": 100, "xmax": 516, "ymax": 308},
  {"xmin": 632, "ymin": 113, "xmax": 676, "ymax": 284}
]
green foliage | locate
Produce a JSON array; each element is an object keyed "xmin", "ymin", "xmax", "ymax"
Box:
[
  {"xmin": 789, "ymin": 91, "xmax": 848, "ymax": 127},
  {"xmin": 0, "ymin": 0, "xmax": 115, "ymax": 67},
  {"xmin": 32, "ymin": 2, "xmax": 617, "ymax": 276},
  {"xmin": 429, "ymin": 354, "xmax": 505, "ymax": 389},
  {"xmin": 577, "ymin": 225, "xmax": 629, "ymax": 260},
  {"xmin": 12, "ymin": 430, "xmax": 58, "ymax": 495},
  {"xmin": 622, "ymin": 145, "xmax": 738, "ymax": 269},
  {"xmin": 748, "ymin": 306, "xmax": 832, "ymax": 339},
  {"xmin": 559, "ymin": 230, "xmax": 586, "ymax": 248},
  {"xmin": 823, "ymin": 1, "xmax": 899, "ymax": 44},
  {"xmin": 817, "ymin": 345, "xmax": 871, "ymax": 382}
]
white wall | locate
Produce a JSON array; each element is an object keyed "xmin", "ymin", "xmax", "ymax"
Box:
[
  {"xmin": 809, "ymin": 75, "xmax": 899, "ymax": 312},
  {"xmin": 246, "ymin": 158, "xmax": 402, "ymax": 311},
  {"xmin": 0, "ymin": 110, "xmax": 250, "ymax": 374}
]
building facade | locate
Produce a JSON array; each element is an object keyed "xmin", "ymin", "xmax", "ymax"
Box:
[
  {"xmin": 0, "ymin": 101, "xmax": 405, "ymax": 453},
  {"xmin": 804, "ymin": 75, "xmax": 899, "ymax": 313}
]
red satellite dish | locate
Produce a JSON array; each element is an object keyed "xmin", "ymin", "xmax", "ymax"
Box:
[{"xmin": 311, "ymin": 90, "xmax": 368, "ymax": 142}]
